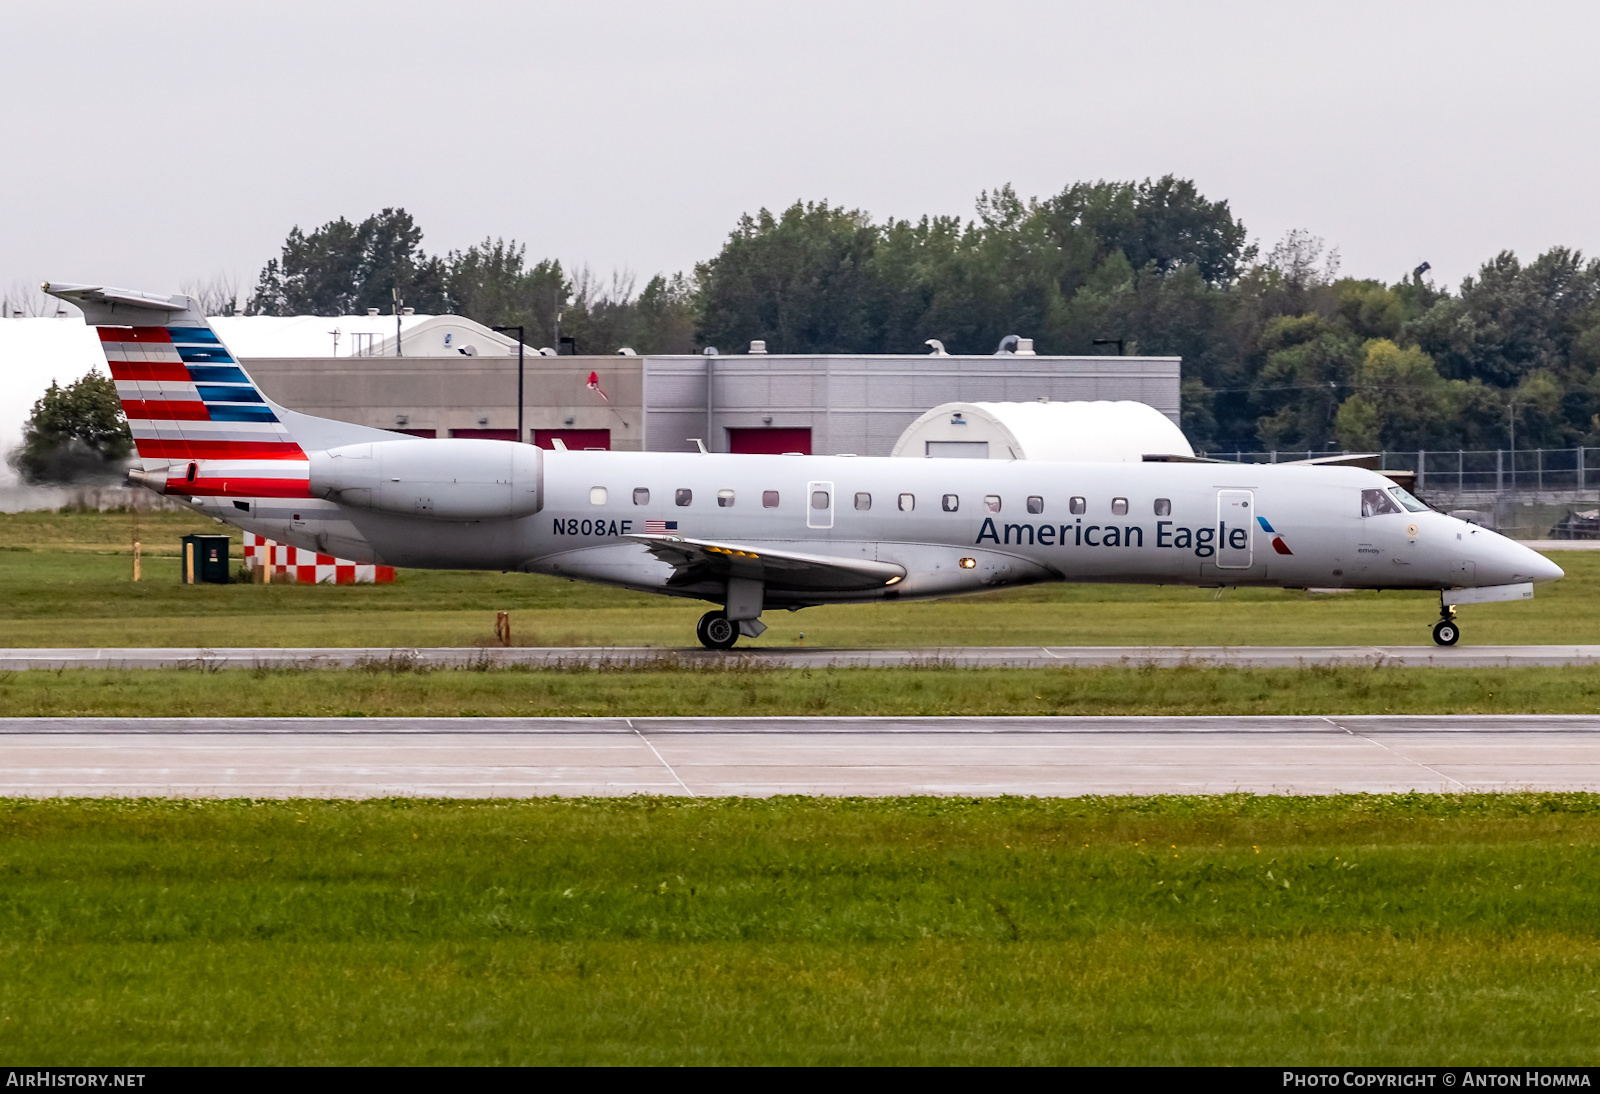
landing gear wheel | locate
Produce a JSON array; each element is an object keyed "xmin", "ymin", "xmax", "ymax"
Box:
[
  {"xmin": 697, "ymin": 610, "xmax": 739, "ymax": 650},
  {"xmin": 1432, "ymin": 619, "xmax": 1460, "ymax": 646}
]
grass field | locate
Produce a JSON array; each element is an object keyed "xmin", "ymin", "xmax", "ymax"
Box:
[
  {"xmin": 6, "ymin": 660, "xmax": 1600, "ymax": 716},
  {"xmin": 6, "ymin": 513, "xmax": 1597, "ymax": 1065},
  {"xmin": 1, "ymin": 794, "xmax": 1597, "ymax": 1065},
  {"xmin": 0, "ymin": 509, "xmax": 1589, "ymax": 648}
]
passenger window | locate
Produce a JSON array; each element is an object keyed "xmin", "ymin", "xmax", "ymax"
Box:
[
  {"xmin": 675, "ymin": 488, "xmax": 692, "ymax": 507},
  {"xmin": 984, "ymin": 495, "xmax": 1001, "ymax": 513},
  {"xmin": 763, "ymin": 490, "xmax": 779, "ymax": 508},
  {"xmin": 1069, "ymin": 496, "xmax": 1086, "ymax": 515},
  {"xmin": 589, "ymin": 487, "xmax": 607, "ymax": 505},
  {"xmin": 717, "ymin": 488, "xmax": 735, "ymax": 508},
  {"xmin": 855, "ymin": 492, "xmax": 871, "ymax": 511},
  {"xmin": 633, "ymin": 488, "xmax": 649, "ymax": 506},
  {"xmin": 1361, "ymin": 488, "xmax": 1402, "ymax": 517},
  {"xmin": 1111, "ymin": 497, "xmax": 1128, "ymax": 516},
  {"xmin": 942, "ymin": 494, "xmax": 959, "ymax": 513},
  {"xmin": 1027, "ymin": 496, "xmax": 1044, "ymax": 515},
  {"xmin": 1154, "ymin": 498, "xmax": 1171, "ymax": 516},
  {"xmin": 811, "ymin": 490, "xmax": 830, "ymax": 510},
  {"xmin": 898, "ymin": 493, "xmax": 915, "ymax": 512}
]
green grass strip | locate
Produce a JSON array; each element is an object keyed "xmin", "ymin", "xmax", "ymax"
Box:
[
  {"xmin": 1, "ymin": 795, "xmax": 1598, "ymax": 1064},
  {"xmin": 4, "ymin": 661, "xmax": 1600, "ymax": 716},
  {"xmin": 2, "ymin": 510, "xmax": 1594, "ymax": 648}
]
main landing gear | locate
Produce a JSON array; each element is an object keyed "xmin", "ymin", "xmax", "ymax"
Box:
[
  {"xmin": 696, "ymin": 610, "xmax": 739, "ymax": 650},
  {"xmin": 1432, "ymin": 603, "xmax": 1461, "ymax": 647}
]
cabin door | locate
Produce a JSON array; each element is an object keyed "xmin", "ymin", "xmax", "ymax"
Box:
[{"xmin": 1217, "ymin": 489, "xmax": 1255, "ymax": 569}]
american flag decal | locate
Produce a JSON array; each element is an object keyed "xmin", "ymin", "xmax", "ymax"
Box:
[{"xmin": 644, "ymin": 520, "xmax": 678, "ymax": 534}]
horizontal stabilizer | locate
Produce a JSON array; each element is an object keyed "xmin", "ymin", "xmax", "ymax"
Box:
[
  {"xmin": 41, "ymin": 282, "xmax": 201, "ymax": 325},
  {"xmin": 625, "ymin": 534, "xmax": 905, "ymax": 591}
]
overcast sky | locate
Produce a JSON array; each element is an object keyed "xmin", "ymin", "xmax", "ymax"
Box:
[{"xmin": 3, "ymin": 0, "xmax": 1597, "ymax": 305}]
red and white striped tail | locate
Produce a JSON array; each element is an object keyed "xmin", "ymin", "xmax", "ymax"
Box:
[
  {"xmin": 243, "ymin": 533, "xmax": 394, "ymax": 584},
  {"xmin": 97, "ymin": 324, "xmax": 310, "ymax": 498},
  {"xmin": 40, "ymin": 283, "xmax": 311, "ymax": 501}
]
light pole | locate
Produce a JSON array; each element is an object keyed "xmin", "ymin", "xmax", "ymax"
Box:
[
  {"xmin": 392, "ymin": 288, "xmax": 403, "ymax": 357},
  {"xmin": 492, "ymin": 326, "xmax": 526, "ymax": 442},
  {"xmin": 1507, "ymin": 393, "xmax": 1519, "ymax": 489},
  {"xmin": 552, "ymin": 289, "xmax": 574, "ymax": 353}
]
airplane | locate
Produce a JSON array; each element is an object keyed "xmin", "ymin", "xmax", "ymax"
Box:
[{"xmin": 47, "ymin": 282, "xmax": 1563, "ymax": 650}]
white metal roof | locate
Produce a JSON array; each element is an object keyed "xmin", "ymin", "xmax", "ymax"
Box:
[
  {"xmin": 0, "ymin": 317, "xmax": 109, "ymax": 485},
  {"xmin": 211, "ymin": 314, "xmax": 524, "ymax": 358},
  {"xmin": 891, "ymin": 400, "xmax": 1194, "ymax": 462}
]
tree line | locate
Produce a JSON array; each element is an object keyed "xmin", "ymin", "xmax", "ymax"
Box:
[{"xmin": 238, "ymin": 184, "xmax": 1600, "ymax": 453}]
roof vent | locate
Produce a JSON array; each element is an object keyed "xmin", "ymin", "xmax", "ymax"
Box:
[
  {"xmin": 749, "ymin": 340, "xmax": 767, "ymax": 354},
  {"xmin": 367, "ymin": 308, "xmax": 379, "ymax": 317},
  {"xmin": 702, "ymin": 346, "xmax": 719, "ymax": 356},
  {"xmin": 401, "ymin": 307, "xmax": 415, "ymax": 316},
  {"xmin": 1016, "ymin": 338, "xmax": 1036, "ymax": 355}
]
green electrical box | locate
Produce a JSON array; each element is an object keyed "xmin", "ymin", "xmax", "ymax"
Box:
[{"xmin": 181, "ymin": 534, "xmax": 232, "ymax": 585}]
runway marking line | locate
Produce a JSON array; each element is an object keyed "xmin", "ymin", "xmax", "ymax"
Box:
[
  {"xmin": 627, "ymin": 718, "xmax": 693, "ymax": 795},
  {"xmin": 1321, "ymin": 715, "xmax": 1469, "ymax": 791}
]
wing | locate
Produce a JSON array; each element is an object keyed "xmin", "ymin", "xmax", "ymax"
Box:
[{"xmin": 623, "ymin": 534, "xmax": 905, "ymax": 591}]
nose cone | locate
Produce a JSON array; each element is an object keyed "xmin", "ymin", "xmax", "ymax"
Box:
[
  {"xmin": 1477, "ymin": 533, "xmax": 1563, "ymax": 585},
  {"xmin": 1524, "ymin": 546, "xmax": 1565, "ymax": 584}
]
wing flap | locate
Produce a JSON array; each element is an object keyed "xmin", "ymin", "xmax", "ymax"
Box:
[{"xmin": 624, "ymin": 534, "xmax": 905, "ymax": 591}]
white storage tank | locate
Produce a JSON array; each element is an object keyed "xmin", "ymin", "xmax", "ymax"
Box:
[{"xmin": 891, "ymin": 400, "xmax": 1194, "ymax": 462}]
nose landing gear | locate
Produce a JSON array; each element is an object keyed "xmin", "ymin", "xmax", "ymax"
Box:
[
  {"xmin": 696, "ymin": 610, "xmax": 739, "ymax": 650},
  {"xmin": 1432, "ymin": 603, "xmax": 1460, "ymax": 646}
]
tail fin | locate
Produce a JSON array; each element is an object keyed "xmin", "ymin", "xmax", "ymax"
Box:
[{"xmin": 43, "ymin": 282, "xmax": 311, "ymax": 499}]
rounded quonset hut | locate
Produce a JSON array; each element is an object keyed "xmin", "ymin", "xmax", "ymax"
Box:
[{"xmin": 890, "ymin": 400, "xmax": 1194, "ymax": 462}]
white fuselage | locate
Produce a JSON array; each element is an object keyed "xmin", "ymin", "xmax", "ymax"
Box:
[{"xmin": 202, "ymin": 447, "xmax": 1561, "ymax": 609}]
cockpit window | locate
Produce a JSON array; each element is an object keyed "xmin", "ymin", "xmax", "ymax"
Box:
[
  {"xmin": 1361, "ymin": 488, "xmax": 1403, "ymax": 517},
  {"xmin": 1387, "ymin": 486, "xmax": 1430, "ymax": 513}
]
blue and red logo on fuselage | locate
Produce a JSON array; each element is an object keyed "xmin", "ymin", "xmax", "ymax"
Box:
[{"xmin": 1256, "ymin": 516, "xmax": 1293, "ymax": 555}]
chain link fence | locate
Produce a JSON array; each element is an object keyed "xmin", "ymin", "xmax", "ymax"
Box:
[
  {"xmin": 1197, "ymin": 447, "xmax": 1600, "ymax": 494},
  {"xmin": 1194, "ymin": 447, "xmax": 1600, "ymax": 540}
]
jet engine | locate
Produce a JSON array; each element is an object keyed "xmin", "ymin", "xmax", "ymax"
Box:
[{"xmin": 308, "ymin": 439, "xmax": 543, "ymax": 521}]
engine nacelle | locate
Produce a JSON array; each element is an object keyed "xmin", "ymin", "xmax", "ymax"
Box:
[{"xmin": 308, "ymin": 439, "xmax": 543, "ymax": 521}]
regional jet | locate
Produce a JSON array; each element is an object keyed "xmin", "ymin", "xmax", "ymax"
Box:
[{"xmin": 48, "ymin": 283, "xmax": 1563, "ymax": 649}]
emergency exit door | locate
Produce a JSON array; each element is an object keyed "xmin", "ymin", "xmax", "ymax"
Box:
[
  {"xmin": 807, "ymin": 480, "xmax": 834, "ymax": 529},
  {"xmin": 1217, "ymin": 490, "xmax": 1254, "ymax": 569}
]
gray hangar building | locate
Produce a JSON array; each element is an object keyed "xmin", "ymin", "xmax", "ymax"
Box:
[{"xmin": 223, "ymin": 318, "xmax": 1181, "ymax": 457}]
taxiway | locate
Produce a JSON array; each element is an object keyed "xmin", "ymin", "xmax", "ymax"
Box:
[{"xmin": 3, "ymin": 715, "xmax": 1597, "ymax": 798}]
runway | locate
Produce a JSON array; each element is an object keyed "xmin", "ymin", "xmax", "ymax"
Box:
[
  {"xmin": 8, "ymin": 643, "xmax": 1600, "ymax": 669},
  {"xmin": 3, "ymin": 715, "xmax": 1598, "ymax": 798}
]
